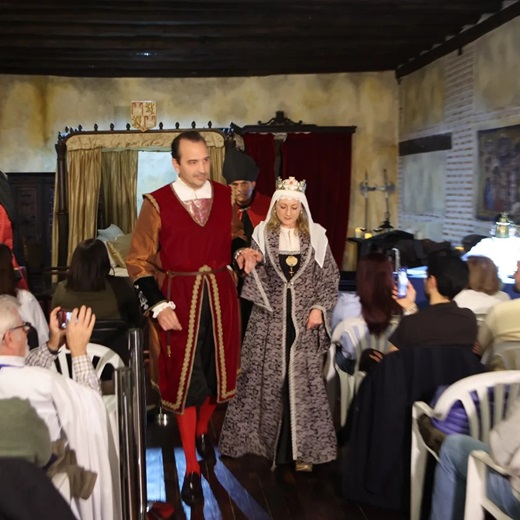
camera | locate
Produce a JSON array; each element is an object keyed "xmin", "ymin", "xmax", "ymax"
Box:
[{"xmin": 57, "ymin": 309, "xmax": 73, "ymax": 330}]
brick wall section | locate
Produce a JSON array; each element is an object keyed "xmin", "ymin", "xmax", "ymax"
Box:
[
  {"xmin": 443, "ymin": 44, "xmax": 477, "ymax": 242},
  {"xmin": 399, "ymin": 38, "xmax": 517, "ymax": 244}
]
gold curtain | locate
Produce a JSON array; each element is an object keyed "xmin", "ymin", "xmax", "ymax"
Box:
[
  {"xmin": 208, "ymin": 145, "xmax": 226, "ymax": 185},
  {"xmin": 51, "ymin": 172, "xmax": 60, "ymax": 269},
  {"xmin": 66, "ymin": 149, "xmax": 103, "ymax": 263},
  {"xmin": 101, "ymin": 150, "xmax": 138, "ymax": 234}
]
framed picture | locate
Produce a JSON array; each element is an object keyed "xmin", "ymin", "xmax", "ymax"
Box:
[{"xmin": 476, "ymin": 124, "xmax": 520, "ymax": 221}]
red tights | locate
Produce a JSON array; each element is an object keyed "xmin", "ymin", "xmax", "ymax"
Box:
[{"xmin": 175, "ymin": 396, "xmax": 217, "ymax": 475}]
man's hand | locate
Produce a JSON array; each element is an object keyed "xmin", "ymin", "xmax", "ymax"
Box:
[
  {"xmin": 48, "ymin": 306, "xmax": 66, "ymax": 352},
  {"xmin": 157, "ymin": 307, "xmax": 182, "ymax": 331},
  {"xmin": 65, "ymin": 306, "xmax": 96, "ymax": 358},
  {"xmin": 306, "ymin": 308, "xmax": 323, "ymax": 330},
  {"xmin": 236, "ymin": 248, "xmax": 263, "ymax": 274}
]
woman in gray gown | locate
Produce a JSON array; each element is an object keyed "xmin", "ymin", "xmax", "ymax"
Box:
[{"xmin": 219, "ymin": 177, "xmax": 339, "ymax": 471}]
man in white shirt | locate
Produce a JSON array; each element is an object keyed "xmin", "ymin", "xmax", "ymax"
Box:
[
  {"xmin": 0, "ymin": 296, "xmax": 119, "ymax": 519},
  {"xmin": 0, "ymin": 296, "xmax": 99, "ymax": 439}
]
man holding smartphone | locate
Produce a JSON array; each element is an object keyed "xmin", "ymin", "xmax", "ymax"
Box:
[{"xmin": 389, "ymin": 254, "xmax": 477, "ymax": 351}]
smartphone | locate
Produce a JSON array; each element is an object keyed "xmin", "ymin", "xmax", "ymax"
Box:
[
  {"xmin": 388, "ymin": 247, "xmax": 401, "ymax": 273},
  {"xmin": 395, "ymin": 268, "xmax": 408, "ymax": 299},
  {"xmin": 57, "ymin": 309, "xmax": 73, "ymax": 330}
]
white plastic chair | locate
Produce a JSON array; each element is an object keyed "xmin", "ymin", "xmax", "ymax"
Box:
[
  {"xmin": 487, "ymin": 342, "xmax": 520, "ymax": 370},
  {"xmin": 331, "ymin": 318, "xmax": 394, "ymax": 427},
  {"xmin": 410, "ymin": 370, "xmax": 520, "ymax": 520},
  {"xmin": 465, "ymin": 450, "xmax": 514, "ymax": 520},
  {"xmin": 53, "ymin": 342, "xmax": 125, "ymax": 379}
]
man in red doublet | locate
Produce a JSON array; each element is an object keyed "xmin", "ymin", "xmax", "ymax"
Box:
[{"xmin": 126, "ymin": 131, "xmax": 261, "ymax": 505}]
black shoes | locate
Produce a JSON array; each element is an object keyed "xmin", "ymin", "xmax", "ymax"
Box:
[
  {"xmin": 196, "ymin": 433, "xmax": 215, "ymax": 462},
  {"xmin": 181, "ymin": 472, "xmax": 203, "ymax": 505},
  {"xmin": 180, "ymin": 434, "xmax": 213, "ymax": 506}
]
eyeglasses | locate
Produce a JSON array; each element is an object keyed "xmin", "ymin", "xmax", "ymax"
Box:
[
  {"xmin": 8, "ymin": 322, "xmax": 31, "ymax": 334},
  {"xmin": 4, "ymin": 321, "xmax": 32, "ymax": 336},
  {"xmin": 1, "ymin": 322, "xmax": 31, "ymax": 343}
]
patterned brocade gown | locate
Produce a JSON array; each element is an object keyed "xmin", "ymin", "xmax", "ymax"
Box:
[{"xmin": 219, "ymin": 227, "xmax": 339, "ymax": 467}]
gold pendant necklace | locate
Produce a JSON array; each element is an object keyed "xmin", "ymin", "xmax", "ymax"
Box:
[{"xmin": 286, "ymin": 255, "xmax": 298, "ymax": 276}]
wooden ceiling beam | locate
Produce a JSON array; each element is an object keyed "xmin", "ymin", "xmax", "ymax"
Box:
[
  {"xmin": 0, "ymin": 0, "xmax": 500, "ymax": 12},
  {"xmin": 0, "ymin": 42, "xmax": 432, "ymax": 63},
  {"xmin": 0, "ymin": 61, "xmax": 398, "ymax": 78},
  {"xmin": 0, "ymin": 20, "xmax": 472, "ymax": 39},
  {"xmin": 0, "ymin": 4, "xmax": 500, "ymax": 25},
  {"xmin": 0, "ymin": 35, "xmax": 445, "ymax": 52}
]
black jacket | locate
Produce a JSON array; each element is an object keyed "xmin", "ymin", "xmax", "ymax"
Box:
[
  {"xmin": 0, "ymin": 458, "xmax": 76, "ymax": 520},
  {"xmin": 342, "ymin": 345, "xmax": 485, "ymax": 512}
]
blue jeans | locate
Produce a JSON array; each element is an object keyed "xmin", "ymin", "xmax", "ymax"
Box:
[{"xmin": 430, "ymin": 434, "xmax": 520, "ymax": 520}]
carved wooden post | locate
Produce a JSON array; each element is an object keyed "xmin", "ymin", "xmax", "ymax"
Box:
[{"xmin": 55, "ymin": 136, "xmax": 69, "ymax": 267}]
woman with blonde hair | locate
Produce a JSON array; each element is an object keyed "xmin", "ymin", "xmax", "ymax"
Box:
[
  {"xmin": 219, "ymin": 177, "xmax": 339, "ymax": 472},
  {"xmin": 454, "ymin": 255, "xmax": 509, "ymax": 316}
]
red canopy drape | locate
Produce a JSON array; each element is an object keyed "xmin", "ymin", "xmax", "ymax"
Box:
[
  {"xmin": 281, "ymin": 133, "xmax": 352, "ymax": 266},
  {"xmin": 243, "ymin": 133, "xmax": 276, "ymax": 197}
]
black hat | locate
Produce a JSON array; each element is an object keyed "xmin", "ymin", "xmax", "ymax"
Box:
[{"xmin": 222, "ymin": 147, "xmax": 259, "ymax": 184}]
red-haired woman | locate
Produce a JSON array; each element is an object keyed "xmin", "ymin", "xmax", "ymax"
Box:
[{"xmin": 332, "ymin": 252, "xmax": 417, "ymax": 374}]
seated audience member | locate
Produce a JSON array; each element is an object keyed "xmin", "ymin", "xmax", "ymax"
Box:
[
  {"xmin": 429, "ymin": 397, "xmax": 520, "ymax": 520},
  {"xmin": 0, "ymin": 243, "xmax": 49, "ymax": 346},
  {"xmin": 333, "ymin": 253, "xmax": 414, "ymax": 374},
  {"xmin": 390, "ymin": 253, "xmax": 478, "ymax": 350},
  {"xmin": 52, "ymin": 238, "xmax": 143, "ymax": 327},
  {"xmin": 0, "ymin": 297, "xmax": 117, "ymax": 519},
  {"xmin": 0, "ymin": 295, "xmax": 100, "ymax": 393},
  {"xmin": 477, "ymin": 261, "xmax": 520, "ymax": 368},
  {"xmin": 454, "ymin": 255, "xmax": 510, "ymax": 315},
  {"xmin": 0, "ymin": 397, "xmax": 51, "ymax": 467},
  {"xmin": 477, "ymin": 260, "xmax": 520, "ymax": 356}
]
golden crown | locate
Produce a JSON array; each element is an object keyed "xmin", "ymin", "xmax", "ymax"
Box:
[{"xmin": 275, "ymin": 176, "xmax": 307, "ymax": 193}]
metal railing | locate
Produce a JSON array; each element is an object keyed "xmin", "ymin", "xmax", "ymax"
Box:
[{"xmin": 116, "ymin": 328, "xmax": 147, "ymax": 520}]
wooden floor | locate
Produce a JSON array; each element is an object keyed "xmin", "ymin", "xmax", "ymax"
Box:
[{"xmin": 145, "ymin": 404, "xmax": 406, "ymax": 520}]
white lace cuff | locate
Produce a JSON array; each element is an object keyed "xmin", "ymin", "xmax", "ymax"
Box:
[{"xmin": 151, "ymin": 301, "xmax": 176, "ymax": 319}]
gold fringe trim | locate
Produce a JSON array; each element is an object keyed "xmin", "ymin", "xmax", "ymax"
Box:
[
  {"xmin": 207, "ymin": 271, "xmax": 236, "ymax": 400},
  {"xmin": 143, "ymin": 193, "xmax": 160, "ymax": 213}
]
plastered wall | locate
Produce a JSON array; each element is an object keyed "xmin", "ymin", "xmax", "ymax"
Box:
[
  {"xmin": 399, "ymin": 16, "xmax": 520, "ymax": 243},
  {"xmin": 0, "ymin": 71, "xmax": 398, "ymax": 268}
]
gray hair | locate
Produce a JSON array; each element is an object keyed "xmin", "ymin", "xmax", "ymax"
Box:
[{"xmin": 0, "ymin": 295, "xmax": 22, "ymax": 342}]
